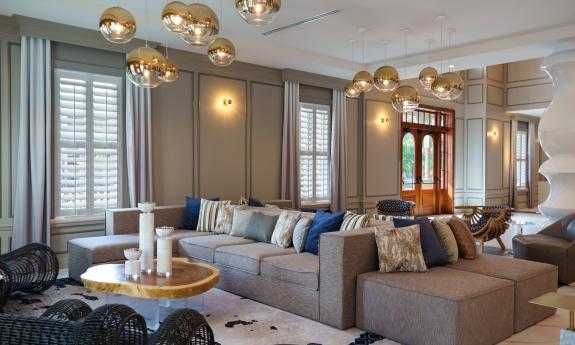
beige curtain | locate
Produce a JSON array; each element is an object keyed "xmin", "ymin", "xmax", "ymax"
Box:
[
  {"xmin": 281, "ymin": 81, "xmax": 301, "ymax": 209},
  {"xmin": 509, "ymin": 119, "xmax": 518, "ymax": 208},
  {"xmin": 330, "ymin": 89, "xmax": 347, "ymax": 212},
  {"xmin": 126, "ymin": 81, "xmax": 153, "ymax": 207},
  {"xmin": 527, "ymin": 122, "xmax": 539, "ymax": 208},
  {"xmin": 12, "ymin": 37, "xmax": 52, "ymax": 249}
]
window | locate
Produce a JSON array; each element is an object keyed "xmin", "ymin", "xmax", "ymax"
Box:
[
  {"xmin": 299, "ymin": 103, "xmax": 331, "ymax": 203},
  {"xmin": 516, "ymin": 124, "xmax": 528, "ymax": 189},
  {"xmin": 55, "ymin": 69, "xmax": 122, "ymax": 217}
]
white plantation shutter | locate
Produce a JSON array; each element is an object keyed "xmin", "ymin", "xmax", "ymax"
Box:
[
  {"xmin": 55, "ymin": 70, "xmax": 122, "ymax": 217},
  {"xmin": 299, "ymin": 103, "xmax": 331, "ymax": 203},
  {"xmin": 516, "ymin": 124, "xmax": 528, "ymax": 189}
]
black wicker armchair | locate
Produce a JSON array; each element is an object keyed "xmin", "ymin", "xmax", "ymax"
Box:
[
  {"xmin": 0, "ymin": 243, "xmax": 59, "ymax": 311},
  {"xmin": 0, "ymin": 299, "xmax": 215, "ymax": 345},
  {"xmin": 376, "ymin": 199, "xmax": 416, "ymax": 217}
]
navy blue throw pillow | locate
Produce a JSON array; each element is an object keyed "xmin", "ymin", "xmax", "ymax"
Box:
[
  {"xmin": 304, "ymin": 211, "xmax": 345, "ymax": 255},
  {"xmin": 248, "ymin": 197, "xmax": 265, "ymax": 207},
  {"xmin": 181, "ymin": 196, "xmax": 219, "ymax": 230},
  {"xmin": 393, "ymin": 217, "xmax": 449, "ymax": 268}
]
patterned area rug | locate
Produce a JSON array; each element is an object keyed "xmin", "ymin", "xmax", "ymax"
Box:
[{"xmin": 4, "ymin": 278, "xmax": 398, "ymax": 345}]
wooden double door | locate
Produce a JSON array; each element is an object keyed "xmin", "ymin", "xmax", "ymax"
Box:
[{"xmin": 401, "ymin": 129, "xmax": 439, "ymax": 215}]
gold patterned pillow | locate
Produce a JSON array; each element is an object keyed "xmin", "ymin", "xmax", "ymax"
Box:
[
  {"xmin": 431, "ymin": 218, "xmax": 459, "ymax": 264},
  {"xmin": 215, "ymin": 205, "xmax": 245, "ymax": 234},
  {"xmin": 271, "ymin": 211, "xmax": 301, "ymax": 248},
  {"xmin": 374, "ymin": 225, "xmax": 427, "ymax": 273},
  {"xmin": 448, "ymin": 216, "xmax": 477, "ymax": 259}
]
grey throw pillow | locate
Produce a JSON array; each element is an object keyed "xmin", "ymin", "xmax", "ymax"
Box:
[
  {"xmin": 244, "ymin": 213, "xmax": 279, "ymax": 243},
  {"xmin": 230, "ymin": 208, "xmax": 256, "ymax": 237},
  {"xmin": 292, "ymin": 217, "xmax": 312, "ymax": 253}
]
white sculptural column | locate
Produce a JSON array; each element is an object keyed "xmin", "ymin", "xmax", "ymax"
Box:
[{"xmin": 539, "ymin": 39, "xmax": 575, "ymax": 219}]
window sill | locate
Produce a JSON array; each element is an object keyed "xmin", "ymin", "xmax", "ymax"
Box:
[
  {"xmin": 51, "ymin": 216, "xmax": 105, "ymax": 226},
  {"xmin": 301, "ymin": 201, "xmax": 331, "ymax": 209}
]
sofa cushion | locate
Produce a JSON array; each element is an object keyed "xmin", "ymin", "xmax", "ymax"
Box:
[
  {"xmin": 431, "ymin": 218, "xmax": 459, "ymax": 264},
  {"xmin": 69, "ymin": 235, "xmax": 140, "ymax": 264},
  {"xmin": 178, "ymin": 235, "xmax": 255, "ymax": 263},
  {"xmin": 393, "ymin": 217, "xmax": 449, "ymax": 268},
  {"xmin": 182, "ymin": 196, "xmax": 218, "ymax": 230},
  {"xmin": 261, "ymin": 253, "xmax": 319, "ymax": 290},
  {"xmin": 271, "ymin": 211, "xmax": 301, "ymax": 248},
  {"xmin": 374, "ymin": 225, "xmax": 427, "ymax": 273},
  {"xmin": 293, "ymin": 217, "xmax": 312, "ymax": 253},
  {"xmin": 230, "ymin": 208, "xmax": 257, "ymax": 237},
  {"xmin": 340, "ymin": 211, "xmax": 369, "ymax": 231},
  {"xmin": 356, "ymin": 267, "xmax": 514, "ymax": 345},
  {"xmin": 215, "ymin": 242, "xmax": 296, "ymax": 274},
  {"xmin": 244, "ymin": 212, "xmax": 279, "ymax": 243},
  {"xmin": 449, "ymin": 254, "xmax": 558, "ymax": 332},
  {"xmin": 448, "ymin": 216, "xmax": 477, "ymax": 259}
]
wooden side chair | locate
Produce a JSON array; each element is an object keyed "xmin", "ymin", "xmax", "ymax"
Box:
[{"xmin": 455, "ymin": 205, "xmax": 513, "ymax": 253}]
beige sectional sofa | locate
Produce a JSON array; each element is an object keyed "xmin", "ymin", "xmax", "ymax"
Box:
[{"xmin": 68, "ymin": 205, "xmax": 558, "ymax": 344}]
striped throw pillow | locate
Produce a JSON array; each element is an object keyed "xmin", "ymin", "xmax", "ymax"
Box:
[
  {"xmin": 197, "ymin": 199, "xmax": 231, "ymax": 232},
  {"xmin": 340, "ymin": 211, "xmax": 369, "ymax": 231}
]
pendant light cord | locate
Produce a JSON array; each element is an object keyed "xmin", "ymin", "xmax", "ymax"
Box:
[
  {"xmin": 403, "ymin": 30, "xmax": 408, "ymax": 79},
  {"xmin": 439, "ymin": 18, "xmax": 444, "ymax": 74},
  {"xmin": 361, "ymin": 30, "xmax": 366, "ymax": 65},
  {"xmin": 448, "ymin": 29, "xmax": 452, "ymax": 71},
  {"xmin": 220, "ymin": 0, "xmax": 223, "ymax": 33},
  {"xmin": 144, "ymin": 0, "xmax": 149, "ymax": 46},
  {"xmin": 383, "ymin": 42, "xmax": 388, "ymax": 64}
]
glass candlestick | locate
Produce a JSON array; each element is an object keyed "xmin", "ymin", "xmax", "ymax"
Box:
[
  {"xmin": 124, "ymin": 248, "xmax": 142, "ymax": 280},
  {"xmin": 156, "ymin": 226, "xmax": 174, "ymax": 277}
]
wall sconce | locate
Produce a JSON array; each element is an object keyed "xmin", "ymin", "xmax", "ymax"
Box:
[
  {"xmin": 380, "ymin": 117, "xmax": 389, "ymax": 124},
  {"xmin": 487, "ymin": 129, "xmax": 498, "ymax": 137},
  {"xmin": 223, "ymin": 98, "xmax": 232, "ymax": 106}
]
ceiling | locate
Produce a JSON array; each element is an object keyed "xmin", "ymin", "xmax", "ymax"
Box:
[{"xmin": 1, "ymin": 0, "xmax": 574, "ymax": 79}]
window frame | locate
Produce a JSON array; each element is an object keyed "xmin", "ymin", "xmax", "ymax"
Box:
[
  {"xmin": 54, "ymin": 68, "xmax": 124, "ymax": 218},
  {"xmin": 299, "ymin": 102, "xmax": 331, "ymax": 204},
  {"xmin": 516, "ymin": 127, "xmax": 528, "ymax": 190}
]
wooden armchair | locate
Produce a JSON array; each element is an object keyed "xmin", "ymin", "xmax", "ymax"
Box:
[{"xmin": 455, "ymin": 205, "xmax": 513, "ymax": 253}]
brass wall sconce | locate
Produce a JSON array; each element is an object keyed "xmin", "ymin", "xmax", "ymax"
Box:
[
  {"xmin": 380, "ymin": 117, "xmax": 389, "ymax": 124},
  {"xmin": 487, "ymin": 130, "xmax": 497, "ymax": 137},
  {"xmin": 223, "ymin": 99, "xmax": 232, "ymax": 106}
]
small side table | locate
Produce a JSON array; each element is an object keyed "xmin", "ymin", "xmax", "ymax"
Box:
[
  {"xmin": 530, "ymin": 292, "xmax": 575, "ymax": 344},
  {"xmin": 511, "ymin": 220, "xmax": 534, "ymax": 235}
]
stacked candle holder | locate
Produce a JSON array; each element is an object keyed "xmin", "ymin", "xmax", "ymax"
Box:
[
  {"xmin": 138, "ymin": 202, "xmax": 156, "ymax": 274},
  {"xmin": 156, "ymin": 226, "xmax": 175, "ymax": 277},
  {"xmin": 124, "ymin": 248, "xmax": 142, "ymax": 280}
]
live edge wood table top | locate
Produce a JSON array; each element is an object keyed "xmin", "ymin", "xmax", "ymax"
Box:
[{"xmin": 81, "ymin": 259, "xmax": 220, "ymax": 300}]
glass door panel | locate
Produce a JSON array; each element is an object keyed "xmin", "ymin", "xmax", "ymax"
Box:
[
  {"xmin": 402, "ymin": 133, "xmax": 416, "ymax": 191},
  {"xmin": 421, "ymin": 134, "xmax": 434, "ymax": 190}
]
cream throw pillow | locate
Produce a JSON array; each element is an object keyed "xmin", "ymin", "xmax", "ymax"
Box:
[
  {"xmin": 374, "ymin": 225, "xmax": 427, "ymax": 273},
  {"xmin": 292, "ymin": 217, "xmax": 312, "ymax": 253},
  {"xmin": 271, "ymin": 211, "xmax": 301, "ymax": 248},
  {"xmin": 431, "ymin": 218, "xmax": 459, "ymax": 264},
  {"xmin": 215, "ymin": 205, "xmax": 245, "ymax": 234}
]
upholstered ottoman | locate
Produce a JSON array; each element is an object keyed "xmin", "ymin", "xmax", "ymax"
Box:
[
  {"xmin": 449, "ymin": 254, "xmax": 558, "ymax": 332},
  {"xmin": 356, "ymin": 267, "xmax": 515, "ymax": 345}
]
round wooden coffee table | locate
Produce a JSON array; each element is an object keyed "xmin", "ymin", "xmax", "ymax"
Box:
[{"xmin": 81, "ymin": 259, "xmax": 219, "ymax": 329}]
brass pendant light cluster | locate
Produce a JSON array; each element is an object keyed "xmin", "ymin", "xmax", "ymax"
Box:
[
  {"xmin": 390, "ymin": 29, "xmax": 420, "ymax": 113},
  {"xmin": 100, "ymin": 0, "xmax": 283, "ymax": 88}
]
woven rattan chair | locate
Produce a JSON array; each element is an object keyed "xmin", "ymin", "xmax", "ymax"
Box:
[
  {"xmin": 0, "ymin": 243, "xmax": 59, "ymax": 311},
  {"xmin": 455, "ymin": 205, "xmax": 513, "ymax": 253},
  {"xmin": 0, "ymin": 298, "xmax": 215, "ymax": 345},
  {"xmin": 376, "ymin": 199, "xmax": 416, "ymax": 217}
]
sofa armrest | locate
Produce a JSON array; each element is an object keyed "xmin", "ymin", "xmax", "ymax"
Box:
[
  {"xmin": 105, "ymin": 205, "xmax": 186, "ymax": 236},
  {"xmin": 319, "ymin": 228, "xmax": 379, "ymax": 329}
]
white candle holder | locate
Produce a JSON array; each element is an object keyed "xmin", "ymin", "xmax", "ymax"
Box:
[
  {"xmin": 139, "ymin": 202, "xmax": 156, "ymax": 274},
  {"xmin": 124, "ymin": 248, "xmax": 142, "ymax": 280},
  {"xmin": 156, "ymin": 226, "xmax": 174, "ymax": 277}
]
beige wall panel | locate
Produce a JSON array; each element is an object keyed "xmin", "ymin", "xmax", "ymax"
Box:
[
  {"xmin": 300, "ymin": 84, "xmax": 331, "ymax": 106},
  {"xmin": 199, "ymin": 75, "xmax": 247, "ymax": 199},
  {"xmin": 466, "ymin": 197, "xmax": 484, "ymax": 206},
  {"xmin": 467, "ymin": 84, "xmax": 484, "ymax": 104},
  {"xmin": 503, "ymin": 121, "xmax": 511, "ymax": 189},
  {"xmin": 467, "ymin": 68, "xmax": 484, "ymax": 80},
  {"xmin": 466, "ymin": 118, "xmax": 484, "ymax": 190},
  {"xmin": 455, "ymin": 118, "xmax": 465, "ymax": 191},
  {"xmin": 507, "ymin": 83, "xmax": 553, "ymax": 106},
  {"xmin": 485, "ymin": 119, "xmax": 503, "ymax": 190},
  {"xmin": 365, "ymin": 101, "xmax": 398, "ymax": 197},
  {"xmin": 152, "ymin": 71, "xmax": 194, "ymax": 205},
  {"xmin": 346, "ymin": 98, "xmax": 359, "ymax": 197},
  {"xmin": 487, "ymin": 85, "xmax": 504, "ymax": 106},
  {"xmin": 250, "ymin": 82, "xmax": 283, "ymax": 200},
  {"xmin": 487, "ymin": 64, "xmax": 505, "ymax": 82},
  {"xmin": 507, "ymin": 58, "xmax": 547, "ymax": 82}
]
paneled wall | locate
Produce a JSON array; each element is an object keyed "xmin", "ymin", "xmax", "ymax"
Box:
[{"xmin": 506, "ymin": 58, "xmax": 553, "ymax": 112}]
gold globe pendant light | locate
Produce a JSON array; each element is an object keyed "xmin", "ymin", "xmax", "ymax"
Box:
[
  {"xmin": 235, "ymin": 0, "xmax": 281, "ymax": 26},
  {"xmin": 180, "ymin": 3, "xmax": 219, "ymax": 47},
  {"xmin": 431, "ymin": 20, "xmax": 464, "ymax": 100},
  {"xmin": 161, "ymin": 1, "xmax": 189, "ymax": 33},
  {"xmin": 159, "ymin": 45, "xmax": 179, "ymax": 83},
  {"xmin": 126, "ymin": 46, "xmax": 167, "ymax": 88},
  {"xmin": 99, "ymin": 7, "xmax": 136, "ymax": 43},
  {"xmin": 352, "ymin": 29, "xmax": 374, "ymax": 93},
  {"xmin": 419, "ymin": 39, "xmax": 438, "ymax": 90},
  {"xmin": 208, "ymin": 38, "xmax": 236, "ymax": 67},
  {"xmin": 374, "ymin": 41, "xmax": 399, "ymax": 93},
  {"xmin": 391, "ymin": 29, "xmax": 420, "ymax": 113},
  {"xmin": 432, "ymin": 71, "xmax": 464, "ymax": 100},
  {"xmin": 345, "ymin": 81, "xmax": 361, "ymax": 98}
]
